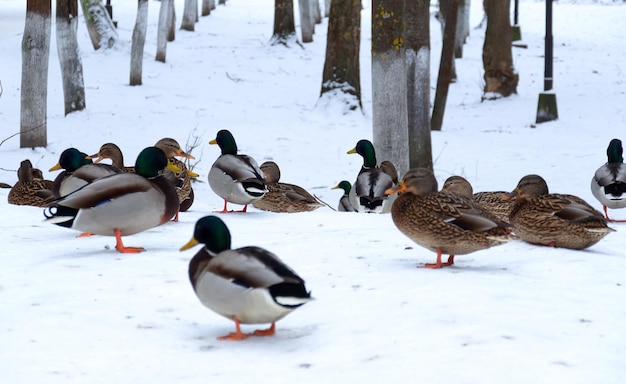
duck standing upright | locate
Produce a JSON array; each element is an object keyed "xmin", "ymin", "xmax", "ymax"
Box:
[
  {"xmin": 386, "ymin": 168, "xmax": 515, "ymax": 268},
  {"xmin": 331, "ymin": 180, "xmax": 357, "ymax": 212},
  {"xmin": 208, "ymin": 129, "xmax": 267, "ymax": 212},
  {"xmin": 347, "ymin": 139, "xmax": 397, "ymax": 213},
  {"xmin": 591, "ymin": 138, "xmax": 626, "ymax": 222},
  {"xmin": 181, "ymin": 216, "xmax": 312, "ymax": 340},
  {"xmin": 44, "ymin": 147, "xmax": 181, "ymax": 253}
]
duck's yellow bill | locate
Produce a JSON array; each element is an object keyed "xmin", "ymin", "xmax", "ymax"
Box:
[
  {"xmin": 167, "ymin": 161, "xmax": 182, "ymax": 173},
  {"xmin": 180, "ymin": 237, "xmax": 199, "ymax": 251},
  {"xmin": 49, "ymin": 163, "xmax": 62, "ymax": 172}
]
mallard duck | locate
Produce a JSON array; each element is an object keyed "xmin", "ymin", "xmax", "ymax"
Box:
[
  {"xmin": 251, "ymin": 161, "xmax": 323, "ymax": 213},
  {"xmin": 50, "ymin": 147, "xmax": 122, "ymax": 198},
  {"xmin": 386, "ymin": 168, "xmax": 515, "ymax": 268},
  {"xmin": 347, "ymin": 139, "xmax": 397, "ymax": 213},
  {"xmin": 8, "ymin": 159, "xmax": 54, "ymax": 207},
  {"xmin": 89, "ymin": 143, "xmax": 135, "ymax": 173},
  {"xmin": 331, "ymin": 180, "xmax": 357, "ymax": 212},
  {"xmin": 506, "ymin": 174, "xmax": 614, "ymax": 249},
  {"xmin": 208, "ymin": 129, "xmax": 267, "ymax": 213},
  {"xmin": 155, "ymin": 138, "xmax": 199, "ymax": 218},
  {"xmin": 591, "ymin": 138, "xmax": 626, "ymax": 222},
  {"xmin": 180, "ymin": 216, "xmax": 312, "ymax": 340},
  {"xmin": 442, "ymin": 176, "xmax": 513, "ymax": 224},
  {"xmin": 44, "ymin": 147, "xmax": 181, "ymax": 253}
]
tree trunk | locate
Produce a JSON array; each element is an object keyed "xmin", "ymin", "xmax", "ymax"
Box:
[
  {"xmin": 201, "ymin": 0, "xmax": 211, "ymax": 16},
  {"xmin": 298, "ymin": 0, "xmax": 313, "ymax": 43},
  {"xmin": 482, "ymin": 0, "xmax": 518, "ymax": 98},
  {"xmin": 56, "ymin": 0, "xmax": 86, "ymax": 116},
  {"xmin": 79, "ymin": 0, "xmax": 118, "ymax": 50},
  {"xmin": 319, "ymin": 0, "xmax": 361, "ymax": 112},
  {"xmin": 130, "ymin": 0, "xmax": 149, "ymax": 86},
  {"xmin": 405, "ymin": 0, "xmax": 432, "ymax": 171},
  {"xmin": 168, "ymin": 0, "xmax": 176, "ymax": 41},
  {"xmin": 324, "ymin": 0, "xmax": 331, "ymax": 17},
  {"xmin": 431, "ymin": 0, "xmax": 458, "ymax": 131},
  {"xmin": 455, "ymin": 0, "xmax": 470, "ymax": 58},
  {"xmin": 436, "ymin": 0, "xmax": 457, "ymax": 82},
  {"xmin": 21, "ymin": 0, "xmax": 51, "ymax": 148},
  {"xmin": 372, "ymin": 0, "xmax": 409, "ymax": 178},
  {"xmin": 271, "ymin": 0, "xmax": 298, "ymax": 47},
  {"xmin": 156, "ymin": 0, "xmax": 173, "ymax": 62},
  {"xmin": 181, "ymin": 0, "xmax": 197, "ymax": 31},
  {"xmin": 311, "ymin": 0, "xmax": 321, "ymax": 25}
]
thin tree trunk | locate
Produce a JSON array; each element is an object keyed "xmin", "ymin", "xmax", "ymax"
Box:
[
  {"xmin": 156, "ymin": 0, "xmax": 173, "ymax": 62},
  {"xmin": 311, "ymin": 0, "xmax": 321, "ymax": 24},
  {"xmin": 372, "ymin": 0, "xmax": 409, "ymax": 177},
  {"xmin": 319, "ymin": 0, "xmax": 361, "ymax": 111},
  {"xmin": 436, "ymin": 0, "xmax": 457, "ymax": 82},
  {"xmin": 324, "ymin": 0, "xmax": 331, "ymax": 17},
  {"xmin": 79, "ymin": 0, "xmax": 118, "ymax": 50},
  {"xmin": 168, "ymin": 0, "xmax": 176, "ymax": 41},
  {"xmin": 482, "ymin": 0, "xmax": 518, "ymax": 97},
  {"xmin": 181, "ymin": 0, "xmax": 197, "ymax": 30},
  {"xmin": 21, "ymin": 0, "xmax": 51, "ymax": 148},
  {"xmin": 298, "ymin": 0, "xmax": 313, "ymax": 43},
  {"xmin": 56, "ymin": 0, "xmax": 85, "ymax": 116},
  {"xmin": 271, "ymin": 0, "xmax": 298, "ymax": 47},
  {"xmin": 130, "ymin": 0, "xmax": 149, "ymax": 86},
  {"xmin": 405, "ymin": 0, "xmax": 432, "ymax": 171},
  {"xmin": 431, "ymin": 0, "xmax": 458, "ymax": 131}
]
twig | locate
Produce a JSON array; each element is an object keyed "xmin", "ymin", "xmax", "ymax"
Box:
[{"xmin": 184, "ymin": 127, "xmax": 204, "ymax": 182}]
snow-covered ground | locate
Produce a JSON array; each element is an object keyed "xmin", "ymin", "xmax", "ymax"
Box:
[{"xmin": 1, "ymin": 1, "xmax": 625, "ymax": 383}]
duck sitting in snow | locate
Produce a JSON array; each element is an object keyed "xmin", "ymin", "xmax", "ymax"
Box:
[
  {"xmin": 591, "ymin": 138, "xmax": 626, "ymax": 222},
  {"xmin": 89, "ymin": 143, "xmax": 135, "ymax": 173},
  {"xmin": 8, "ymin": 159, "xmax": 54, "ymax": 207},
  {"xmin": 252, "ymin": 161, "xmax": 323, "ymax": 213},
  {"xmin": 386, "ymin": 168, "xmax": 515, "ymax": 268},
  {"xmin": 347, "ymin": 139, "xmax": 397, "ymax": 213},
  {"xmin": 331, "ymin": 180, "xmax": 357, "ymax": 212},
  {"xmin": 208, "ymin": 129, "xmax": 267, "ymax": 213},
  {"xmin": 441, "ymin": 175, "xmax": 513, "ymax": 225},
  {"xmin": 506, "ymin": 174, "xmax": 614, "ymax": 250},
  {"xmin": 181, "ymin": 216, "xmax": 312, "ymax": 340},
  {"xmin": 44, "ymin": 147, "xmax": 181, "ymax": 253}
]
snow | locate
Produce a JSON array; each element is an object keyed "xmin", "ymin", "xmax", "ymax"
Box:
[{"xmin": 1, "ymin": 0, "xmax": 625, "ymax": 383}]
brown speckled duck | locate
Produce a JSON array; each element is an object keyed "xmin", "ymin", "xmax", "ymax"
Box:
[
  {"xmin": 8, "ymin": 159, "xmax": 54, "ymax": 207},
  {"xmin": 252, "ymin": 161, "xmax": 323, "ymax": 213},
  {"xmin": 386, "ymin": 168, "xmax": 515, "ymax": 268},
  {"xmin": 155, "ymin": 138, "xmax": 198, "ymax": 218},
  {"xmin": 441, "ymin": 175, "xmax": 513, "ymax": 224},
  {"xmin": 90, "ymin": 143, "xmax": 135, "ymax": 173},
  {"xmin": 506, "ymin": 174, "xmax": 614, "ymax": 249}
]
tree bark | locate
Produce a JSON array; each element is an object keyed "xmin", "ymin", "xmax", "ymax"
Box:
[
  {"xmin": 271, "ymin": 0, "xmax": 298, "ymax": 47},
  {"xmin": 181, "ymin": 0, "xmax": 197, "ymax": 31},
  {"xmin": 320, "ymin": 0, "xmax": 361, "ymax": 112},
  {"xmin": 56, "ymin": 0, "xmax": 86, "ymax": 116},
  {"xmin": 156, "ymin": 0, "xmax": 173, "ymax": 62},
  {"xmin": 79, "ymin": 0, "xmax": 118, "ymax": 50},
  {"xmin": 324, "ymin": 0, "xmax": 331, "ymax": 17},
  {"xmin": 21, "ymin": 0, "xmax": 51, "ymax": 148},
  {"xmin": 168, "ymin": 0, "xmax": 176, "ymax": 41},
  {"xmin": 372, "ymin": 0, "xmax": 409, "ymax": 178},
  {"xmin": 431, "ymin": 0, "xmax": 458, "ymax": 131},
  {"xmin": 298, "ymin": 0, "xmax": 313, "ymax": 43},
  {"xmin": 482, "ymin": 0, "xmax": 518, "ymax": 98},
  {"xmin": 130, "ymin": 0, "xmax": 149, "ymax": 86},
  {"xmin": 405, "ymin": 0, "xmax": 432, "ymax": 171},
  {"xmin": 201, "ymin": 0, "xmax": 211, "ymax": 16}
]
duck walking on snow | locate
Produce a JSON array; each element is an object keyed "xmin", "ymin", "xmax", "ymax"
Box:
[
  {"xmin": 181, "ymin": 216, "xmax": 312, "ymax": 340},
  {"xmin": 591, "ymin": 138, "xmax": 626, "ymax": 222}
]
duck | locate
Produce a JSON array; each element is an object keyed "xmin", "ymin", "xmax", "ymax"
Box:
[
  {"xmin": 347, "ymin": 139, "xmax": 397, "ymax": 213},
  {"xmin": 251, "ymin": 161, "xmax": 323, "ymax": 213},
  {"xmin": 591, "ymin": 138, "xmax": 626, "ymax": 222},
  {"xmin": 385, "ymin": 168, "xmax": 515, "ymax": 268},
  {"xmin": 180, "ymin": 216, "xmax": 312, "ymax": 340},
  {"xmin": 50, "ymin": 147, "xmax": 123, "ymax": 198},
  {"xmin": 8, "ymin": 159, "xmax": 55, "ymax": 207},
  {"xmin": 441, "ymin": 175, "xmax": 513, "ymax": 224},
  {"xmin": 331, "ymin": 180, "xmax": 357, "ymax": 212},
  {"xmin": 43, "ymin": 147, "xmax": 181, "ymax": 253},
  {"xmin": 154, "ymin": 138, "xmax": 199, "ymax": 218},
  {"xmin": 89, "ymin": 143, "xmax": 135, "ymax": 172},
  {"xmin": 208, "ymin": 129, "xmax": 267, "ymax": 212},
  {"xmin": 506, "ymin": 174, "xmax": 614, "ymax": 249}
]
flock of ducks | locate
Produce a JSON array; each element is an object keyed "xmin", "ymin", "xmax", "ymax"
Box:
[{"xmin": 3, "ymin": 133, "xmax": 625, "ymax": 340}]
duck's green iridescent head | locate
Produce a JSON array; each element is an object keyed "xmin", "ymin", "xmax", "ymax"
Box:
[
  {"xmin": 51, "ymin": 148, "xmax": 92, "ymax": 172},
  {"xmin": 607, "ymin": 138, "xmax": 623, "ymax": 164},
  {"xmin": 348, "ymin": 139, "xmax": 377, "ymax": 168},
  {"xmin": 209, "ymin": 129, "xmax": 238, "ymax": 155},
  {"xmin": 134, "ymin": 147, "xmax": 180, "ymax": 178},
  {"xmin": 332, "ymin": 180, "xmax": 352, "ymax": 194},
  {"xmin": 180, "ymin": 216, "xmax": 232, "ymax": 254}
]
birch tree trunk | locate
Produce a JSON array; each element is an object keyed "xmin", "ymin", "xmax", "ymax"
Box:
[
  {"xmin": 271, "ymin": 0, "xmax": 298, "ymax": 47},
  {"xmin": 168, "ymin": 0, "xmax": 176, "ymax": 41},
  {"xmin": 405, "ymin": 0, "xmax": 432, "ymax": 171},
  {"xmin": 181, "ymin": 0, "xmax": 197, "ymax": 31},
  {"xmin": 372, "ymin": 0, "xmax": 409, "ymax": 178},
  {"xmin": 482, "ymin": 0, "xmax": 518, "ymax": 97},
  {"xmin": 201, "ymin": 0, "xmax": 211, "ymax": 16},
  {"xmin": 454, "ymin": 0, "xmax": 470, "ymax": 58},
  {"xmin": 324, "ymin": 0, "xmax": 331, "ymax": 17},
  {"xmin": 298, "ymin": 0, "xmax": 313, "ymax": 43},
  {"xmin": 21, "ymin": 0, "xmax": 51, "ymax": 148},
  {"xmin": 79, "ymin": 0, "xmax": 118, "ymax": 50},
  {"xmin": 56, "ymin": 0, "xmax": 86, "ymax": 115},
  {"xmin": 311, "ymin": 0, "xmax": 321, "ymax": 24},
  {"xmin": 156, "ymin": 0, "xmax": 173, "ymax": 62},
  {"xmin": 130, "ymin": 0, "xmax": 149, "ymax": 86},
  {"xmin": 319, "ymin": 0, "xmax": 361, "ymax": 112}
]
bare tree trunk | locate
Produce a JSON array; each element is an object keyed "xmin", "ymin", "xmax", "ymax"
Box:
[
  {"xmin": 324, "ymin": 0, "xmax": 331, "ymax": 17},
  {"xmin": 372, "ymin": 0, "xmax": 409, "ymax": 178},
  {"xmin": 201, "ymin": 0, "xmax": 211, "ymax": 15},
  {"xmin": 21, "ymin": 0, "xmax": 51, "ymax": 148},
  {"xmin": 56, "ymin": 0, "xmax": 86, "ymax": 116},
  {"xmin": 130, "ymin": 0, "xmax": 149, "ymax": 86},
  {"xmin": 431, "ymin": 0, "xmax": 458, "ymax": 131},
  {"xmin": 319, "ymin": 0, "xmax": 361, "ymax": 112},
  {"xmin": 311, "ymin": 0, "xmax": 321, "ymax": 24},
  {"xmin": 271, "ymin": 0, "xmax": 299, "ymax": 47},
  {"xmin": 405, "ymin": 0, "xmax": 432, "ymax": 171},
  {"xmin": 156, "ymin": 0, "xmax": 173, "ymax": 62},
  {"xmin": 181, "ymin": 0, "xmax": 197, "ymax": 31},
  {"xmin": 298, "ymin": 0, "xmax": 313, "ymax": 43},
  {"xmin": 436, "ymin": 0, "xmax": 457, "ymax": 82},
  {"xmin": 482, "ymin": 0, "xmax": 518, "ymax": 98},
  {"xmin": 455, "ymin": 0, "xmax": 470, "ymax": 58},
  {"xmin": 168, "ymin": 0, "xmax": 176, "ymax": 41},
  {"xmin": 79, "ymin": 0, "xmax": 118, "ymax": 50}
]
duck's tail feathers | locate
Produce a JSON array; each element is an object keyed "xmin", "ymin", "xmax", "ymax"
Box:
[
  {"xmin": 43, "ymin": 205, "xmax": 78, "ymax": 228},
  {"xmin": 269, "ymin": 282, "xmax": 313, "ymax": 308}
]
